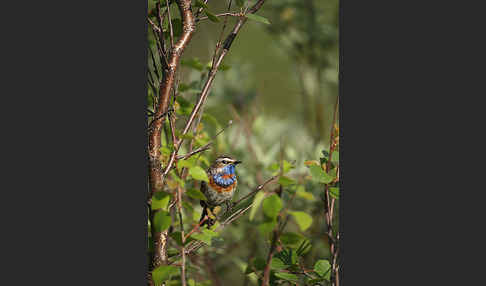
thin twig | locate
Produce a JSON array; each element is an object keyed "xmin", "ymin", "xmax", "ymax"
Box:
[
  {"xmin": 197, "ymin": 12, "xmax": 240, "ymax": 22},
  {"xmin": 233, "ymin": 175, "xmax": 278, "ymax": 206},
  {"xmin": 177, "ymin": 186, "xmax": 187, "ymax": 286},
  {"xmin": 194, "ymin": 0, "xmax": 209, "ymax": 19},
  {"xmin": 176, "ymin": 143, "xmax": 212, "ymax": 160},
  {"xmin": 165, "ymin": 0, "xmax": 175, "ymax": 49}
]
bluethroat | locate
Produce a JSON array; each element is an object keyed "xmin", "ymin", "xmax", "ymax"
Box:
[{"xmin": 200, "ymin": 155, "xmax": 242, "ymax": 227}]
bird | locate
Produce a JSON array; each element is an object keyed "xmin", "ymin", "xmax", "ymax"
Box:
[{"xmin": 199, "ymin": 154, "xmax": 242, "ymax": 227}]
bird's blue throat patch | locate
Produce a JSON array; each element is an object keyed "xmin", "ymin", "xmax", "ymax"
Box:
[{"xmin": 212, "ymin": 164, "xmax": 236, "ymax": 187}]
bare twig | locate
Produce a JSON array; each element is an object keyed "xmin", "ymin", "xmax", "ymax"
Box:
[
  {"xmin": 177, "ymin": 186, "xmax": 187, "ymax": 286},
  {"xmin": 197, "ymin": 12, "xmax": 240, "ymax": 22},
  {"xmin": 176, "ymin": 143, "xmax": 212, "ymax": 161},
  {"xmin": 233, "ymin": 175, "xmax": 278, "ymax": 206},
  {"xmin": 165, "ymin": 0, "xmax": 175, "ymax": 49}
]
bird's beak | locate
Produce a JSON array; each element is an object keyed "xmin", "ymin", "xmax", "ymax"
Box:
[{"xmin": 234, "ymin": 160, "xmax": 242, "ymax": 165}]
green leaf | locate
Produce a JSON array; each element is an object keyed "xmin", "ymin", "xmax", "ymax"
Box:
[
  {"xmin": 253, "ymin": 257, "xmax": 267, "ymax": 271},
  {"xmin": 201, "ymin": 113, "xmax": 220, "ymax": 127},
  {"xmin": 235, "ymin": 0, "xmax": 245, "ymax": 7},
  {"xmin": 153, "ymin": 211, "xmax": 172, "ymax": 232},
  {"xmin": 296, "ymin": 185, "xmax": 316, "ymax": 201},
  {"xmin": 178, "ymin": 157, "xmax": 195, "ymax": 169},
  {"xmin": 159, "ymin": 146, "xmax": 172, "ymax": 156},
  {"xmin": 205, "ymin": 61, "xmax": 231, "ymax": 71},
  {"xmin": 278, "ymin": 176, "xmax": 296, "ymax": 186},
  {"xmin": 268, "ymin": 162, "xmax": 279, "ymax": 173},
  {"xmin": 262, "ymin": 194, "xmax": 282, "ymax": 219},
  {"xmin": 170, "ymin": 170, "xmax": 185, "ymax": 188},
  {"xmin": 191, "ymin": 229, "xmax": 218, "ymax": 245},
  {"xmin": 180, "ymin": 133, "xmax": 195, "ymax": 140},
  {"xmin": 314, "ymin": 260, "xmax": 331, "ymax": 281},
  {"xmin": 270, "ymin": 258, "xmax": 288, "ymax": 270},
  {"xmin": 152, "ymin": 265, "xmax": 179, "ymax": 285},
  {"xmin": 182, "ymin": 201, "xmax": 194, "ymax": 212},
  {"xmin": 289, "ymin": 211, "xmax": 313, "ymax": 231},
  {"xmin": 198, "ymin": 155, "xmax": 210, "ymax": 167},
  {"xmin": 280, "ymin": 232, "xmax": 304, "ymax": 248},
  {"xmin": 258, "ymin": 217, "xmax": 277, "ymax": 235},
  {"xmin": 189, "ymin": 166, "xmax": 209, "ymax": 182},
  {"xmin": 181, "ymin": 58, "xmax": 204, "ymax": 71},
  {"xmin": 175, "ymin": 94, "xmax": 192, "ymax": 107},
  {"xmin": 249, "ymin": 191, "xmax": 265, "ymax": 221},
  {"xmin": 246, "ymin": 13, "xmax": 271, "ymax": 25},
  {"xmin": 186, "ymin": 188, "xmax": 207, "ymax": 201},
  {"xmin": 274, "ymin": 272, "xmax": 299, "ymax": 283},
  {"xmin": 194, "ymin": 0, "xmax": 208, "ymax": 9},
  {"xmin": 169, "ymin": 231, "xmax": 195, "ymax": 246},
  {"xmin": 282, "ymin": 160, "xmax": 294, "ymax": 173},
  {"xmin": 204, "ymin": 10, "xmax": 220, "ymax": 22},
  {"xmin": 151, "ymin": 191, "xmax": 170, "ymax": 211},
  {"xmin": 308, "ymin": 165, "xmax": 334, "ymax": 184},
  {"xmin": 329, "ymin": 187, "xmax": 339, "ymax": 199}
]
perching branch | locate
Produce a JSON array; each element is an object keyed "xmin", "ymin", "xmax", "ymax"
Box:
[{"xmin": 169, "ymin": 174, "xmax": 278, "ymax": 261}]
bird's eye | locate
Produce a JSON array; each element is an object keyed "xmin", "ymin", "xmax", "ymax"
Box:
[{"xmin": 222, "ymin": 160, "xmax": 229, "ymax": 164}]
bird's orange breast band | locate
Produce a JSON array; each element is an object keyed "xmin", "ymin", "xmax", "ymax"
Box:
[{"xmin": 209, "ymin": 175, "xmax": 237, "ymax": 193}]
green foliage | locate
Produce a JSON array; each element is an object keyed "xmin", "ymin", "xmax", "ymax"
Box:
[
  {"xmin": 270, "ymin": 257, "xmax": 288, "ymax": 270},
  {"xmin": 151, "ymin": 191, "xmax": 170, "ymax": 211},
  {"xmin": 152, "ymin": 265, "xmax": 179, "ymax": 286},
  {"xmin": 274, "ymin": 272, "xmax": 299, "ymax": 283},
  {"xmin": 262, "ymin": 194, "xmax": 282, "ymax": 219},
  {"xmin": 308, "ymin": 164, "xmax": 334, "ymax": 184},
  {"xmin": 289, "ymin": 211, "xmax": 313, "ymax": 231},
  {"xmin": 258, "ymin": 217, "xmax": 277, "ymax": 235},
  {"xmin": 330, "ymin": 186, "xmax": 339, "ymax": 199},
  {"xmin": 205, "ymin": 10, "xmax": 220, "ymax": 22},
  {"xmin": 280, "ymin": 232, "xmax": 304, "ymax": 248},
  {"xmin": 186, "ymin": 188, "xmax": 207, "ymax": 201},
  {"xmin": 191, "ymin": 228, "xmax": 219, "ymax": 245},
  {"xmin": 153, "ymin": 211, "xmax": 172, "ymax": 232},
  {"xmin": 314, "ymin": 259, "xmax": 331, "ymax": 281},
  {"xmin": 169, "ymin": 231, "xmax": 195, "ymax": 246},
  {"xmin": 246, "ymin": 13, "xmax": 271, "ymax": 25},
  {"xmin": 147, "ymin": 1, "xmax": 339, "ymax": 284},
  {"xmin": 188, "ymin": 166, "xmax": 209, "ymax": 182},
  {"xmin": 249, "ymin": 191, "xmax": 265, "ymax": 221},
  {"xmin": 181, "ymin": 58, "xmax": 204, "ymax": 71},
  {"xmin": 278, "ymin": 175, "xmax": 296, "ymax": 186}
]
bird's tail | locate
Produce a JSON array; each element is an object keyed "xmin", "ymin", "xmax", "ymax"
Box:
[{"xmin": 199, "ymin": 201, "xmax": 213, "ymax": 228}]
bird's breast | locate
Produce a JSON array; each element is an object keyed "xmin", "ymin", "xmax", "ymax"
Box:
[{"xmin": 209, "ymin": 174, "xmax": 237, "ymax": 193}]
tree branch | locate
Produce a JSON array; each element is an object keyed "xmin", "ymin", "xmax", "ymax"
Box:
[
  {"xmin": 168, "ymin": 174, "xmax": 277, "ymax": 261},
  {"xmin": 148, "ymin": 0, "xmax": 196, "ymax": 280},
  {"xmin": 159, "ymin": 0, "xmax": 269, "ymax": 184}
]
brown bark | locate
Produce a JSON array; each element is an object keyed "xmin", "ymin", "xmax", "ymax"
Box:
[{"xmin": 148, "ymin": 0, "xmax": 196, "ymax": 278}]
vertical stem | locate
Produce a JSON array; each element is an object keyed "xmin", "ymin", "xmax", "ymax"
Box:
[
  {"xmin": 323, "ymin": 95, "xmax": 339, "ymax": 285},
  {"xmin": 177, "ymin": 186, "xmax": 187, "ymax": 286}
]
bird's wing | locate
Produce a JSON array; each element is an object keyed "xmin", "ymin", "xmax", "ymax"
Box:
[{"xmin": 201, "ymin": 180, "xmax": 208, "ymax": 196}]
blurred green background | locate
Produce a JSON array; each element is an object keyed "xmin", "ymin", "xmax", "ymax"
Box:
[{"xmin": 148, "ymin": 0, "xmax": 339, "ymax": 285}]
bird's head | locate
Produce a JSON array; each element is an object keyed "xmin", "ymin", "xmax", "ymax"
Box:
[{"xmin": 212, "ymin": 155, "xmax": 242, "ymax": 174}]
